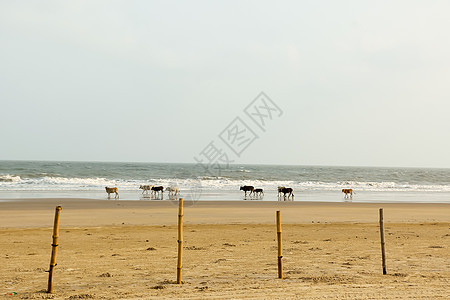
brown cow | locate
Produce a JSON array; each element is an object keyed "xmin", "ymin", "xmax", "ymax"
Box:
[
  {"xmin": 105, "ymin": 186, "xmax": 119, "ymax": 199},
  {"xmin": 342, "ymin": 189, "xmax": 353, "ymax": 198},
  {"xmin": 277, "ymin": 186, "xmax": 285, "ymax": 197}
]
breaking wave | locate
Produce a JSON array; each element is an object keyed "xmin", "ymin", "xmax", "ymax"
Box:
[{"xmin": 0, "ymin": 174, "xmax": 21, "ymax": 183}]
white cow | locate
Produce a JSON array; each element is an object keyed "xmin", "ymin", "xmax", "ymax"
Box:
[
  {"xmin": 166, "ymin": 186, "xmax": 179, "ymax": 197},
  {"xmin": 139, "ymin": 184, "xmax": 153, "ymax": 195}
]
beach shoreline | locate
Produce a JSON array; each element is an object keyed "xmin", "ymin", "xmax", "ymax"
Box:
[
  {"xmin": 1, "ymin": 198, "xmax": 449, "ymax": 228},
  {"xmin": 1, "ymin": 189, "xmax": 450, "ymax": 204},
  {"xmin": 1, "ymin": 198, "xmax": 449, "ymax": 299}
]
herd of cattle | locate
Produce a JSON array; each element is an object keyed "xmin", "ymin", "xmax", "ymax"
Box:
[
  {"xmin": 104, "ymin": 185, "xmax": 179, "ymax": 199},
  {"xmin": 105, "ymin": 185, "xmax": 354, "ymax": 200},
  {"xmin": 239, "ymin": 186, "xmax": 294, "ymax": 199},
  {"xmin": 139, "ymin": 185, "xmax": 179, "ymax": 196}
]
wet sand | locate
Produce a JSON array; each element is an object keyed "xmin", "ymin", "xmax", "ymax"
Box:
[
  {"xmin": 1, "ymin": 198, "xmax": 449, "ymax": 227},
  {"xmin": 1, "ymin": 199, "xmax": 449, "ymax": 299}
]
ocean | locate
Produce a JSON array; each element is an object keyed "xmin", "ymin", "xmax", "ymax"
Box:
[{"xmin": 0, "ymin": 160, "xmax": 449, "ymax": 203}]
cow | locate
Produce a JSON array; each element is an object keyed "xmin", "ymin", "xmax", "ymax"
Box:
[
  {"xmin": 253, "ymin": 188, "xmax": 264, "ymax": 198},
  {"xmin": 240, "ymin": 185, "xmax": 254, "ymax": 197},
  {"xmin": 277, "ymin": 186, "xmax": 285, "ymax": 197},
  {"xmin": 151, "ymin": 186, "xmax": 164, "ymax": 196},
  {"xmin": 139, "ymin": 184, "xmax": 153, "ymax": 195},
  {"xmin": 105, "ymin": 186, "xmax": 119, "ymax": 199},
  {"xmin": 342, "ymin": 189, "xmax": 353, "ymax": 198},
  {"xmin": 281, "ymin": 187, "xmax": 294, "ymax": 199},
  {"xmin": 166, "ymin": 186, "xmax": 179, "ymax": 197}
]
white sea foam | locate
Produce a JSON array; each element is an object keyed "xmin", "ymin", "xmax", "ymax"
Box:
[{"xmin": 0, "ymin": 174, "xmax": 21, "ymax": 182}]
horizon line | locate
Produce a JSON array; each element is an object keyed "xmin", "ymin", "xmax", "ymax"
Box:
[{"xmin": 0, "ymin": 159, "xmax": 449, "ymax": 170}]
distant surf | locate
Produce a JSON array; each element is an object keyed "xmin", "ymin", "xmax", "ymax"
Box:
[{"xmin": 0, "ymin": 160, "xmax": 449, "ymax": 202}]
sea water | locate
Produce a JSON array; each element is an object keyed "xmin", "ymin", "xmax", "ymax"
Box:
[{"xmin": 0, "ymin": 160, "xmax": 449, "ymax": 203}]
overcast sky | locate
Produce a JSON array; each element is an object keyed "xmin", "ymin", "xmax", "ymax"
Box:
[{"xmin": 1, "ymin": 1, "xmax": 449, "ymax": 168}]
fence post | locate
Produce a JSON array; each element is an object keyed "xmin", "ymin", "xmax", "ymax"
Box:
[
  {"xmin": 177, "ymin": 198, "xmax": 184, "ymax": 284},
  {"xmin": 276, "ymin": 210, "xmax": 283, "ymax": 279},
  {"xmin": 47, "ymin": 206, "xmax": 62, "ymax": 293},
  {"xmin": 379, "ymin": 208, "xmax": 387, "ymax": 275}
]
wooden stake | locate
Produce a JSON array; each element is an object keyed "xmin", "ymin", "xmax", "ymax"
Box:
[
  {"xmin": 379, "ymin": 208, "xmax": 387, "ymax": 275},
  {"xmin": 276, "ymin": 210, "xmax": 283, "ymax": 279},
  {"xmin": 177, "ymin": 198, "xmax": 183, "ymax": 284},
  {"xmin": 47, "ymin": 206, "xmax": 62, "ymax": 293}
]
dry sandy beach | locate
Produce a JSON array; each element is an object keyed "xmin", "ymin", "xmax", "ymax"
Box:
[{"xmin": 1, "ymin": 199, "xmax": 449, "ymax": 299}]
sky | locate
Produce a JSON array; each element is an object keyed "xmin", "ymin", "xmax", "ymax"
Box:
[{"xmin": 1, "ymin": 1, "xmax": 449, "ymax": 168}]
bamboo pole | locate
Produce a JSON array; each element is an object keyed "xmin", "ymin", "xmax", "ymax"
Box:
[
  {"xmin": 47, "ymin": 206, "xmax": 62, "ymax": 293},
  {"xmin": 177, "ymin": 198, "xmax": 184, "ymax": 284},
  {"xmin": 276, "ymin": 210, "xmax": 283, "ymax": 279},
  {"xmin": 379, "ymin": 208, "xmax": 387, "ymax": 275}
]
